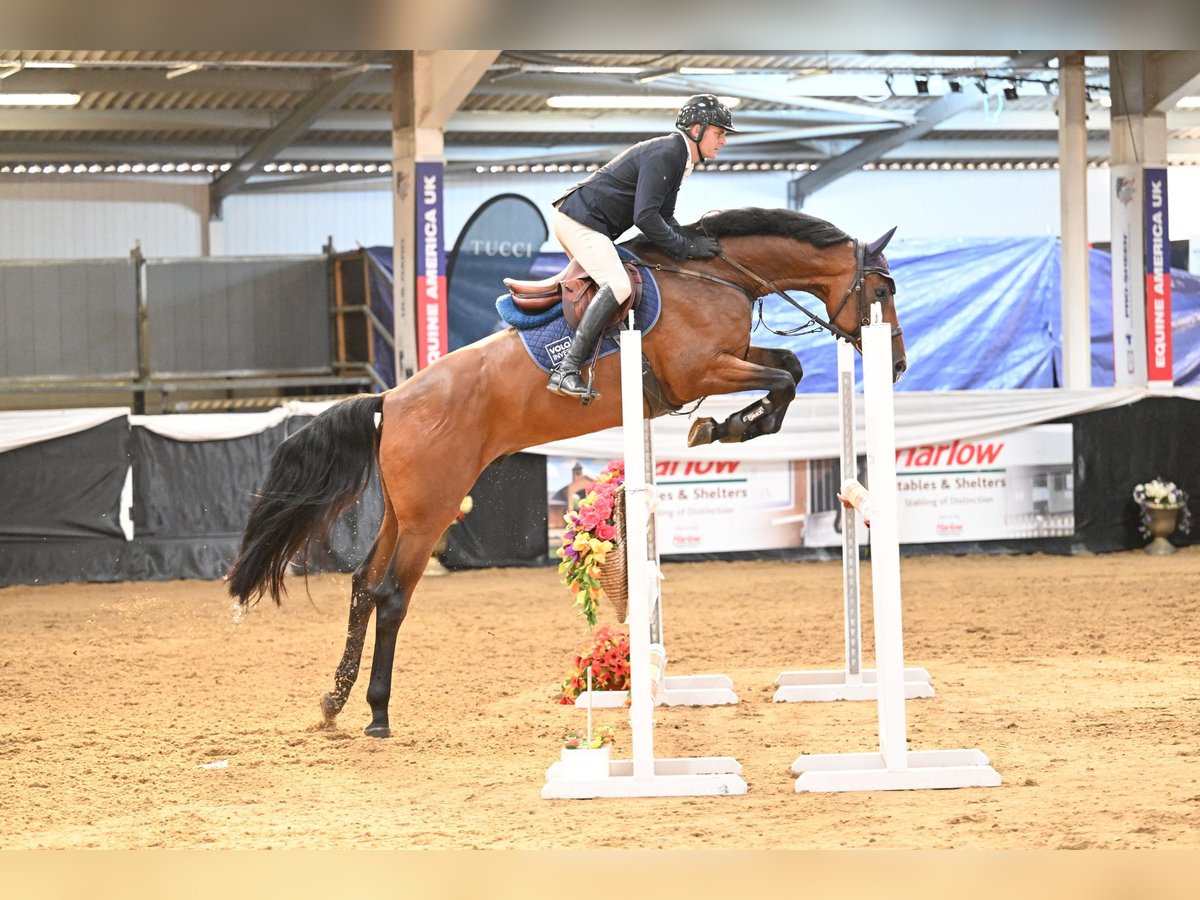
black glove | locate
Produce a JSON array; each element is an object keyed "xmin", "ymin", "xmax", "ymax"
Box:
[{"xmin": 684, "ymin": 234, "xmax": 721, "ymax": 259}]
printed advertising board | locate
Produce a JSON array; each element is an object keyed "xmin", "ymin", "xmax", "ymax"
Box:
[{"xmin": 547, "ymin": 424, "xmax": 1074, "ymax": 556}]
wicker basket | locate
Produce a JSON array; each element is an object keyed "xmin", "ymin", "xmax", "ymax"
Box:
[{"xmin": 596, "ymin": 489, "xmax": 628, "ymax": 622}]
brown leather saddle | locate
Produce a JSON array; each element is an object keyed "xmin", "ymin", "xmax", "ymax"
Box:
[{"xmin": 503, "ymin": 259, "xmax": 644, "ymax": 330}]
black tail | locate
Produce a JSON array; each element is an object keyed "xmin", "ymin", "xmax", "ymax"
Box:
[{"xmin": 227, "ymin": 394, "xmax": 383, "ymax": 606}]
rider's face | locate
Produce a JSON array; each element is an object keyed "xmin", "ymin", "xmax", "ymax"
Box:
[{"xmin": 696, "ymin": 125, "xmax": 728, "ymax": 161}]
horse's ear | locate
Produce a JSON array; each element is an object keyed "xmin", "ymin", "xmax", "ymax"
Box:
[{"xmin": 866, "ymin": 226, "xmax": 897, "ymax": 257}]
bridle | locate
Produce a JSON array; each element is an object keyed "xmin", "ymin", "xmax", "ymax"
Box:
[{"xmin": 638, "ymin": 239, "xmax": 900, "ymax": 350}]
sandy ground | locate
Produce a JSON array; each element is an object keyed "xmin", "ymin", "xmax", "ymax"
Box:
[{"xmin": 2, "ymin": 549, "xmax": 1199, "ymax": 850}]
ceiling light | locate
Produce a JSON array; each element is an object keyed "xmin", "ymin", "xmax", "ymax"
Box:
[
  {"xmin": 548, "ymin": 66, "xmax": 644, "ymax": 75},
  {"xmin": 677, "ymin": 67, "xmax": 737, "ymax": 76},
  {"xmin": 23, "ymin": 61, "xmax": 77, "ymax": 69},
  {"xmin": 0, "ymin": 93, "xmax": 81, "ymax": 106},
  {"xmin": 546, "ymin": 94, "xmax": 741, "ymax": 110},
  {"xmin": 166, "ymin": 63, "xmax": 202, "ymax": 79}
]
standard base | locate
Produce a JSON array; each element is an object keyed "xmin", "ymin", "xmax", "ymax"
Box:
[
  {"xmin": 574, "ymin": 673, "xmax": 738, "ymax": 709},
  {"xmin": 773, "ymin": 667, "xmax": 933, "ymax": 702},
  {"xmin": 542, "ymin": 755, "xmax": 747, "ymax": 799},
  {"xmin": 792, "ymin": 748, "xmax": 1001, "ymax": 792}
]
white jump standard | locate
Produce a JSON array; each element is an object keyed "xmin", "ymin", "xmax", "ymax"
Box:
[
  {"xmin": 790, "ymin": 305, "xmax": 1001, "ymax": 793},
  {"xmin": 774, "ymin": 338, "xmax": 934, "ymax": 703},
  {"xmin": 542, "ymin": 323, "xmax": 748, "ymax": 799}
]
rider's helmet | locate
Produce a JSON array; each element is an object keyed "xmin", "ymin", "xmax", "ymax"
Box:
[{"xmin": 675, "ymin": 94, "xmax": 738, "ymax": 133}]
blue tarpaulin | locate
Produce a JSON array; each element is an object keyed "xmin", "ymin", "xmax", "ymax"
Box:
[{"xmin": 525, "ymin": 239, "xmax": 1200, "ymax": 392}]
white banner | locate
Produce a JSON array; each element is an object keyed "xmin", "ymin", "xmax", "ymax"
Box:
[
  {"xmin": 803, "ymin": 424, "xmax": 1075, "ymax": 547},
  {"xmin": 892, "ymin": 424, "xmax": 1074, "ymax": 542},
  {"xmin": 547, "ymin": 456, "xmax": 803, "ymax": 556},
  {"xmin": 1111, "ymin": 164, "xmax": 1147, "ymax": 385},
  {"xmin": 551, "ymin": 425, "xmax": 1074, "ymax": 555}
]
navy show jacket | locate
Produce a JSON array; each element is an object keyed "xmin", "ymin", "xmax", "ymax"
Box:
[{"xmin": 553, "ymin": 131, "xmax": 692, "ymax": 261}]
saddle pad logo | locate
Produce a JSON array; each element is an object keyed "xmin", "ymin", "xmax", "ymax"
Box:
[
  {"xmin": 508, "ymin": 250, "xmax": 662, "ymax": 374},
  {"xmin": 546, "ymin": 336, "xmax": 572, "ymax": 366}
]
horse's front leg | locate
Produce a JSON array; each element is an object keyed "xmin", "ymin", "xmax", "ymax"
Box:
[{"xmin": 687, "ymin": 347, "xmax": 801, "ymax": 447}]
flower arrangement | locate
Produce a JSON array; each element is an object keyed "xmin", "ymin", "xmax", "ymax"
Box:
[
  {"xmin": 556, "ymin": 460, "xmax": 624, "ymax": 625},
  {"xmin": 562, "ymin": 723, "xmax": 616, "ymax": 750},
  {"xmin": 557, "ymin": 626, "xmax": 631, "ymax": 705},
  {"xmin": 1133, "ymin": 477, "xmax": 1192, "ymax": 537}
]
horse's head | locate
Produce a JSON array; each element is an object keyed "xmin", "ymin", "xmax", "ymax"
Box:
[{"xmin": 828, "ymin": 227, "xmax": 907, "ymax": 382}]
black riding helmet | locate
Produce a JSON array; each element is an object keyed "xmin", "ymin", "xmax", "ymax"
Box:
[{"xmin": 676, "ymin": 94, "xmax": 737, "ymax": 160}]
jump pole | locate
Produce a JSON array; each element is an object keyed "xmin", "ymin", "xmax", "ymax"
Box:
[
  {"xmin": 542, "ymin": 324, "xmax": 747, "ymax": 799},
  {"xmin": 791, "ymin": 305, "xmax": 1001, "ymax": 792},
  {"xmin": 774, "ymin": 338, "xmax": 933, "ymax": 702}
]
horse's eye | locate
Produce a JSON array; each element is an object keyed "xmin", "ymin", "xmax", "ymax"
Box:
[{"xmin": 874, "ymin": 287, "xmax": 888, "ymax": 299}]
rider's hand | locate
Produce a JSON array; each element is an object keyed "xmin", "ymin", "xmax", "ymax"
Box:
[{"xmin": 684, "ymin": 234, "xmax": 721, "ymax": 259}]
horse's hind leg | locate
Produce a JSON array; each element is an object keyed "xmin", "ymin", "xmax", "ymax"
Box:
[
  {"xmin": 319, "ymin": 494, "xmax": 400, "ymax": 729},
  {"xmin": 687, "ymin": 347, "xmax": 801, "ymax": 446},
  {"xmin": 362, "ymin": 537, "xmax": 437, "ymax": 738}
]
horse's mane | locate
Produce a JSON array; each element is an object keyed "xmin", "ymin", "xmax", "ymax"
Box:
[{"xmin": 689, "ymin": 208, "xmax": 850, "ymax": 248}]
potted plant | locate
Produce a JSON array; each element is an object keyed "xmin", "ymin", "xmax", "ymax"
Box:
[
  {"xmin": 558, "ymin": 723, "xmax": 616, "ymax": 779},
  {"xmin": 1133, "ymin": 477, "xmax": 1192, "ymax": 555},
  {"xmin": 556, "ymin": 460, "xmax": 626, "ymax": 624}
]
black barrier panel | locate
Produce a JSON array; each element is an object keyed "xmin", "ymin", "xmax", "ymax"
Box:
[
  {"xmin": 1071, "ymin": 396, "xmax": 1200, "ymax": 553},
  {"xmin": 0, "ymin": 417, "xmax": 129, "ymax": 542},
  {"xmin": 131, "ymin": 423, "xmax": 285, "ymax": 539},
  {"xmin": 441, "ymin": 452, "xmax": 549, "ymax": 570}
]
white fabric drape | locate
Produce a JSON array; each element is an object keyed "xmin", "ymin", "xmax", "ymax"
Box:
[
  {"xmin": 4, "ymin": 387, "xmax": 1198, "ymax": 459},
  {"xmin": 526, "ymin": 386, "xmax": 1200, "ymax": 462}
]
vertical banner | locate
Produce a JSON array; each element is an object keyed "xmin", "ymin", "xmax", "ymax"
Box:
[
  {"xmin": 1143, "ymin": 167, "xmax": 1173, "ymax": 384},
  {"xmin": 415, "ymin": 161, "xmax": 447, "ymax": 369},
  {"xmin": 445, "ymin": 194, "xmax": 548, "ymax": 351},
  {"xmin": 1110, "ymin": 164, "xmax": 1146, "ymax": 385}
]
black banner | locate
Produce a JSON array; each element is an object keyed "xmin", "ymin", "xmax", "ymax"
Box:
[{"xmin": 446, "ymin": 193, "xmax": 548, "ymax": 351}]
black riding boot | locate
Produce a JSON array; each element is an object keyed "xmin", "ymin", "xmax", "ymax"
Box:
[{"xmin": 547, "ymin": 284, "xmax": 622, "ymax": 402}]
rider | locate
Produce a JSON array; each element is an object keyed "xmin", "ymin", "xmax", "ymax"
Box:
[{"xmin": 546, "ymin": 93, "xmax": 737, "ymax": 401}]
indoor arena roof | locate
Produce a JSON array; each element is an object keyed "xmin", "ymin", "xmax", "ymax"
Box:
[{"xmin": 1, "ymin": 50, "xmax": 1198, "ymax": 194}]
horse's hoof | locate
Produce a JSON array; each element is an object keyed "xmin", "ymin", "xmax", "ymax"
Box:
[
  {"xmin": 364, "ymin": 724, "xmax": 392, "ymax": 739},
  {"xmin": 687, "ymin": 417, "xmax": 716, "ymax": 447},
  {"xmin": 319, "ymin": 693, "xmax": 340, "ymax": 725}
]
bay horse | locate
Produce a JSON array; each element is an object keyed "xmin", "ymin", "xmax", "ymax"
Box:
[{"xmin": 227, "ymin": 207, "xmax": 906, "ymax": 737}]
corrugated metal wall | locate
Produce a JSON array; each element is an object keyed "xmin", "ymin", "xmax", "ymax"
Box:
[
  {"xmin": 4, "ymin": 167, "xmax": 1200, "ymax": 264},
  {"xmin": 145, "ymin": 256, "xmax": 330, "ymax": 375},
  {"xmin": 0, "ymin": 178, "xmax": 206, "ymax": 260},
  {"xmin": 0, "ymin": 259, "xmax": 137, "ymax": 379}
]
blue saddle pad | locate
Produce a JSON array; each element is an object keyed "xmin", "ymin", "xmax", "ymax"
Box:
[{"xmin": 494, "ymin": 250, "xmax": 662, "ymax": 374}]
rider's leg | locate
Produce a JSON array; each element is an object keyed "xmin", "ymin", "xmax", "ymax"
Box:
[{"xmin": 547, "ymin": 212, "xmax": 632, "ymax": 401}]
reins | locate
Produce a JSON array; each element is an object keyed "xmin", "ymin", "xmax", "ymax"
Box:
[{"xmin": 629, "ymin": 239, "xmax": 899, "ymax": 351}]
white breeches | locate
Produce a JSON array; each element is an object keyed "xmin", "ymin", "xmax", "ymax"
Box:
[{"xmin": 551, "ymin": 210, "xmax": 633, "ymax": 303}]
